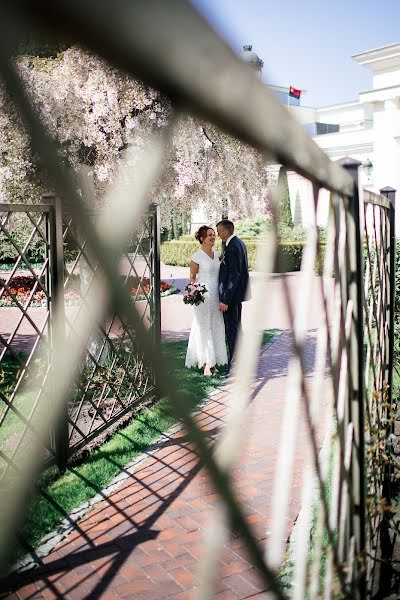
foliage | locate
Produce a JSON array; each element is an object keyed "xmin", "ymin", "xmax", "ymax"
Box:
[
  {"xmin": 0, "ymin": 47, "xmax": 168, "ymax": 207},
  {"xmin": 234, "ymin": 216, "xmax": 270, "ymax": 237},
  {"xmin": 275, "ymin": 242, "xmax": 304, "ymax": 272},
  {"xmin": 395, "ymin": 240, "xmax": 400, "ymax": 313},
  {"xmin": 157, "ymin": 116, "xmax": 272, "ymax": 226},
  {"xmin": 366, "ymin": 239, "xmax": 400, "ymax": 364},
  {"xmin": 393, "ymin": 241, "xmax": 400, "ymax": 364},
  {"xmin": 0, "ymin": 273, "xmax": 177, "ymax": 307},
  {"xmin": 0, "ymin": 213, "xmax": 46, "ymax": 264},
  {"xmin": 161, "ymin": 238, "xmax": 326, "ymax": 273},
  {"xmin": 0, "ymin": 47, "xmax": 271, "ymax": 229},
  {"xmin": 161, "ymin": 239, "xmax": 220, "ymax": 268},
  {"xmin": 277, "ymin": 167, "xmax": 293, "ymax": 229},
  {"xmin": 0, "ymin": 352, "xmax": 26, "ymax": 389}
]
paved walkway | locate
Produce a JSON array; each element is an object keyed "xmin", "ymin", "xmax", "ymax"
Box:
[
  {"xmin": 160, "ymin": 269, "xmax": 332, "ymax": 340},
  {"xmin": 2, "ymin": 328, "xmax": 332, "ymax": 599}
]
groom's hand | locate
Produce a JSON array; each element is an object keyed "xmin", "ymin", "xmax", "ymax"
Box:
[{"xmin": 219, "ymin": 302, "xmax": 228, "ymax": 312}]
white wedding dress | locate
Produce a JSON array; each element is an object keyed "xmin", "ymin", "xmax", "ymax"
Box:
[{"xmin": 185, "ymin": 249, "xmax": 228, "ymax": 369}]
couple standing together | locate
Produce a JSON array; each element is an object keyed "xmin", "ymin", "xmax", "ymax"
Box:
[{"xmin": 185, "ymin": 219, "xmax": 249, "ymax": 376}]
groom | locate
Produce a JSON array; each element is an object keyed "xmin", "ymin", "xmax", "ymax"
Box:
[{"xmin": 216, "ymin": 219, "xmax": 249, "ymax": 368}]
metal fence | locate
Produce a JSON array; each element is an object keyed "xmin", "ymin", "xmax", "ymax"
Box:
[
  {"xmin": 0, "ymin": 1, "xmax": 397, "ymax": 597},
  {"xmin": 0, "ymin": 198, "xmax": 160, "ymax": 477},
  {"xmin": 0, "ymin": 203, "xmax": 56, "ymax": 485},
  {"xmin": 362, "ymin": 186, "xmax": 396, "ymax": 596}
]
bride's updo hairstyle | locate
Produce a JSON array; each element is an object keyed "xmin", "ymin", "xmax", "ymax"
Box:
[{"xmin": 195, "ymin": 225, "xmax": 214, "ymax": 244}]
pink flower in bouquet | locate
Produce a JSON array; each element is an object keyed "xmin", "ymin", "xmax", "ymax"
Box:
[{"xmin": 183, "ymin": 282, "xmax": 208, "ymax": 306}]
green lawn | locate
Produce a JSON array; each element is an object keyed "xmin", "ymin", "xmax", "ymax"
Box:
[
  {"xmin": 0, "ymin": 353, "xmax": 52, "ymax": 471},
  {"xmin": 8, "ymin": 331, "xmax": 278, "ymax": 566}
]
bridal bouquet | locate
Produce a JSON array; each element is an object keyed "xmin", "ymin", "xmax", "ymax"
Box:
[{"xmin": 183, "ymin": 282, "xmax": 208, "ymax": 306}]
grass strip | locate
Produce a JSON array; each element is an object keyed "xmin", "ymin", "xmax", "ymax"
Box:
[{"xmin": 11, "ymin": 331, "xmax": 278, "ymax": 564}]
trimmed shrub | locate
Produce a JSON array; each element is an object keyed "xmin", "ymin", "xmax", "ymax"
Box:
[
  {"xmin": 161, "ymin": 240, "xmax": 222, "ymax": 267},
  {"xmin": 277, "ymin": 223, "xmax": 306, "ymax": 242},
  {"xmin": 276, "ymin": 242, "xmax": 304, "ymax": 272},
  {"xmin": 278, "ymin": 167, "xmax": 293, "ymax": 229},
  {"xmin": 161, "ymin": 238, "xmax": 327, "ymax": 273},
  {"xmin": 0, "ymin": 213, "xmax": 46, "ymax": 264}
]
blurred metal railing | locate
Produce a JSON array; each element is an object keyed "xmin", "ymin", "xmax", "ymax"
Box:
[{"xmin": 0, "ymin": 1, "xmax": 396, "ymax": 597}]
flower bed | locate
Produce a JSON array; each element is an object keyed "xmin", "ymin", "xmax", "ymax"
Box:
[
  {"xmin": 0, "ymin": 274, "xmax": 178, "ymax": 307},
  {"xmin": 0, "ymin": 275, "xmax": 46, "ymax": 307}
]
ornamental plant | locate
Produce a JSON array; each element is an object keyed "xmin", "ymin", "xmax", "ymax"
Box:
[
  {"xmin": 0, "ymin": 273, "xmax": 174, "ymax": 307},
  {"xmin": 277, "ymin": 166, "xmax": 293, "ymax": 229}
]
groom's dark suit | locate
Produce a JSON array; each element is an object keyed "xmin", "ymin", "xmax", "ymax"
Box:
[{"xmin": 218, "ymin": 236, "xmax": 249, "ymax": 364}]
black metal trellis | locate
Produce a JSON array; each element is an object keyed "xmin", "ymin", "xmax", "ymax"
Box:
[
  {"xmin": 361, "ymin": 186, "xmax": 397, "ymax": 596},
  {"xmin": 0, "ymin": 196, "xmax": 160, "ymax": 476}
]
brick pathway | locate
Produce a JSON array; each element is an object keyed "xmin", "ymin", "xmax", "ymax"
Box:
[{"xmin": 2, "ymin": 330, "xmax": 331, "ymax": 599}]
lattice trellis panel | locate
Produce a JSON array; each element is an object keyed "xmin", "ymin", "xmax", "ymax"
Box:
[
  {"xmin": 0, "ymin": 201, "xmax": 159, "ymax": 481},
  {"xmin": 62, "ymin": 208, "xmax": 158, "ymax": 453},
  {"xmin": 362, "ymin": 190, "xmax": 395, "ymax": 595},
  {"xmin": 0, "ymin": 205, "xmax": 55, "ymax": 485},
  {"xmin": 256, "ymin": 178, "xmax": 366, "ymax": 599}
]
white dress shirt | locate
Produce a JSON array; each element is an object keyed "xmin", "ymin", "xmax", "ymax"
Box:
[{"xmin": 225, "ymin": 234, "xmax": 235, "ymax": 247}]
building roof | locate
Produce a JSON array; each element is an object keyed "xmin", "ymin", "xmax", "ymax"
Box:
[{"xmin": 352, "ymin": 42, "xmax": 400, "ymax": 72}]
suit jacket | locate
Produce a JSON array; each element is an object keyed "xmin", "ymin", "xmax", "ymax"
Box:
[{"xmin": 218, "ymin": 236, "xmax": 249, "ymax": 306}]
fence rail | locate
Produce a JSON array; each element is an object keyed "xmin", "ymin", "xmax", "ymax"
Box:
[{"xmin": 0, "ymin": 1, "xmax": 397, "ymax": 597}]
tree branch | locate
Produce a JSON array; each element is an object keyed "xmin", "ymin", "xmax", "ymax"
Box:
[{"xmin": 201, "ymin": 126, "xmax": 221, "ymax": 158}]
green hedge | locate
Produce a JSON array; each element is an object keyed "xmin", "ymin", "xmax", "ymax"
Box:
[
  {"xmin": 161, "ymin": 239, "xmax": 326, "ymax": 273},
  {"xmin": 0, "ymin": 214, "xmax": 46, "ymax": 264}
]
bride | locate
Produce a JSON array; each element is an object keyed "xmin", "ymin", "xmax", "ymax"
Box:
[{"xmin": 185, "ymin": 225, "xmax": 228, "ymax": 376}]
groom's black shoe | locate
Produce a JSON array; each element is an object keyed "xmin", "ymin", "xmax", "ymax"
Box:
[{"xmin": 218, "ymin": 365, "xmax": 231, "ymax": 379}]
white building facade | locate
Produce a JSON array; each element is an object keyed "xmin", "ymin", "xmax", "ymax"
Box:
[
  {"xmin": 288, "ymin": 42, "xmax": 400, "ymax": 233},
  {"xmin": 190, "ymin": 43, "xmax": 400, "ymax": 235}
]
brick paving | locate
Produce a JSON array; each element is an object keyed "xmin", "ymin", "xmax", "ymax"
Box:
[{"xmin": 1, "ymin": 328, "xmax": 332, "ymax": 599}]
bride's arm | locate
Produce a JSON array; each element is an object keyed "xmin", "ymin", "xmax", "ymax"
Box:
[{"xmin": 189, "ymin": 260, "xmax": 199, "ymax": 283}]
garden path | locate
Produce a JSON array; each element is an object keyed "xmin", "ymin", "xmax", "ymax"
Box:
[
  {"xmin": 161, "ymin": 266, "xmax": 331, "ymax": 341},
  {"xmin": 2, "ymin": 269, "xmax": 334, "ymax": 599}
]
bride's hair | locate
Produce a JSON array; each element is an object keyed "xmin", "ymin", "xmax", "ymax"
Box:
[{"xmin": 195, "ymin": 225, "xmax": 214, "ymax": 244}]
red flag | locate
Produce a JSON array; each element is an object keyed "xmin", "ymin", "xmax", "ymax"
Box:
[{"xmin": 289, "ymin": 86, "xmax": 301, "ymax": 99}]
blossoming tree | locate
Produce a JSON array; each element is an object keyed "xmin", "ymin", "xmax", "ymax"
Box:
[
  {"xmin": 158, "ymin": 115, "xmax": 271, "ymax": 229},
  {"xmin": 0, "ymin": 46, "xmax": 271, "ymax": 230}
]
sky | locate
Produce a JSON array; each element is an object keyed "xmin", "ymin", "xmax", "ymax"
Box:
[{"xmin": 189, "ymin": 0, "xmax": 400, "ymax": 107}]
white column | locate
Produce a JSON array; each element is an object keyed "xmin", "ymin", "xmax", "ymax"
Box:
[{"xmin": 373, "ymin": 98, "xmax": 400, "ymax": 233}]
